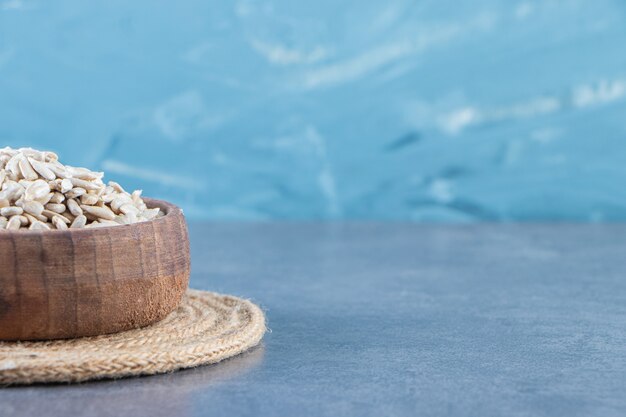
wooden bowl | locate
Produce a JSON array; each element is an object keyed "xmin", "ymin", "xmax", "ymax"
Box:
[{"xmin": 0, "ymin": 198, "xmax": 190, "ymax": 341}]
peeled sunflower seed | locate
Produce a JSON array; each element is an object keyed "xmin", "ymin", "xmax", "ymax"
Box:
[
  {"xmin": 1, "ymin": 147, "xmax": 163, "ymax": 230},
  {"xmin": 60, "ymin": 178, "xmax": 73, "ymax": 193},
  {"xmin": 65, "ymin": 187, "xmax": 86, "ymax": 199},
  {"xmin": 69, "ymin": 177, "xmax": 102, "ymax": 191},
  {"xmin": 45, "ymin": 203, "xmax": 66, "ymax": 214},
  {"xmin": 29, "ymin": 221, "xmax": 51, "ymax": 230},
  {"xmin": 70, "ymin": 214, "xmax": 87, "ymax": 229},
  {"xmin": 28, "ymin": 157, "xmax": 56, "ymax": 181},
  {"xmin": 49, "ymin": 192, "xmax": 65, "ymax": 204},
  {"xmin": 1, "ymin": 206, "xmax": 23, "ymax": 217},
  {"xmin": 81, "ymin": 205, "xmax": 116, "ymax": 221},
  {"xmin": 18, "ymin": 158, "xmax": 38, "ymax": 181},
  {"xmin": 52, "ymin": 215, "xmax": 68, "ymax": 230},
  {"xmin": 23, "ymin": 200, "xmax": 44, "ymax": 217},
  {"xmin": 6, "ymin": 216, "xmax": 21, "ymax": 230},
  {"xmin": 80, "ymin": 193, "xmax": 99, "ymax": 206},
  {"xmin": 25, "ymin": 180, "xmax": 50, "ymax": 201},
  {"xmin": 66, "ymin": 198, "xmax": 83, "ymax": 216}
]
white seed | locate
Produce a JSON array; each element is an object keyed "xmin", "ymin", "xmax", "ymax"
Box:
[
  {"xmin": 81, "ymin": 205, "xmax": 116, "ymax": 221},
  {"xmin": 35, "ymin": 192, "xmax": 54, "ymax": 205},
  {"xmin": 28, "ymin": 157, "xmax": 56, "ymax": 181},
  {"xmin": 6, "ymin": 216, "xmax": 21, "ymax": 230},
  {"xmin": 66, "ymin": 198, "xmax": 83, "ymax": 216},
  {"xmin": 45, "ymin": 203, "xmax": 66, "ymax": 214},
  {"xmin": 23, "ymin": 200, "xmax": 44, "ymax": 216},
  {"xmin": 1, "ymin": 147, "xmax": 162, "ymax": 230},
  {"xmin": 111, "ymin": 195, "xmax": 131, "ymax": 212},
  {"xmin": 131, "ymin": 190, "xmax": 142, "ymax": 204},
  {"xmin": 24, "ymin": 213, "xmax": 38, "ymax": 224},
  {"xmin": 44, "ymin": 151, "xmax": 58, "ymax": 162},
  {"xmin": 18, "ymin": 148, "xmax": 43, "ymax": 160},
  {"xmin": 66, "ymin": 166, "xmax": 104, "ymax": 181},
  {"xmin": 41, "ymin": 209, "xmax": 55, "ymax": 219},
  {"xmin": 119, "ymin": 203, "xmax": 139, "ymax": 215},
  {"xmin": 86, "ymin": 221, "xmax": 109, "ymax": 228},
  {"xmin": 119, "ymin": 212, "xmax": 137, "ymax": 224},
  {"xmin": 29, "ymin": 221, "xmax": 51, "ymax": 230},
  {"xmin": 5, "ymin": 155, "xmax": 21, "ymax": 178},
  {"xmin": 101, "ymin": 193, "xmax": 115, "ymax": 203},
  {"xmin": 70, "ymin": 214, "xmax": 87, "ymax": 229},
  {"xmin": 18, "ymin": 158, "xmax": 39, "ymax": 181},
  {"xmin": 69, "ymin": 177, "xmax": 101, "ymax": 191},
  {"xmin": 47, "ymin": 163, "xmax": 68, "ymax": 179},
  {"xmin": 108, "ymin": 181, "xmax": 126, "ymax": 193},
  {"xmin": 43, "ymin": 211, "xmax": 70, "ymax": 224},
  {"xmin": 65, "ymin": 187, "xmax": 86, "ymax": 199},
  {"xmin": 80, "ymin": 193, "xmax": 99, "ymax": 205},
  {"xmin": 1, "ymin": 206, "xmax": 23, "ymax": 217},
  {"xmin": 42, "ymin": 209, "xmax": 70, "ymax": 223},
  {"xmin": 1, "ymin": 181, "xmax": 24, "ymax": 201},
  {"xmin": 142, "ymin": 208, "xmax": 161, "ymax": 220},
  {"xmin": 60, "ymin": 178, "xmax": 73, "ymax": 193},
  {"xmin": 52, "ymin": 215, "xmax": 68, "ymax": 230},
  {"xmin": 25, "ymin": 180, "xmax": 50, "ymax": 201},
  {"xmin": 49, "ymin": 192, "xmax": 65, "ymax": 204}
]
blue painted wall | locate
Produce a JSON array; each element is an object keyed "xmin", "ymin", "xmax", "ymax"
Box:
[{"xmin": 1, "ymin": 1, "xmax": 625, "ymax": 220}]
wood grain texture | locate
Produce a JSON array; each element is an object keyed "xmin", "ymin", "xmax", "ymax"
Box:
[{"xmin": 0, "ymin": 198, "xmax": 190, "ymax": 341}]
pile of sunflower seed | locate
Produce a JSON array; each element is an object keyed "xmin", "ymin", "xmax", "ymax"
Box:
[{"xmin": 0, "ymin": 147, "xmax": 162, "ymax": 230}]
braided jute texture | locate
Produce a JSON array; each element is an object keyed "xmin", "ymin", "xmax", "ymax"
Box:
[{"xmin": 0, "ymin": 290, "xmax": 266, "ymax": 385}]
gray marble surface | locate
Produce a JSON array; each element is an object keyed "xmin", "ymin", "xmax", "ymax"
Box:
[{"xmin": 1, "ymin": 223, "xmax": 626, "ymax": 416}]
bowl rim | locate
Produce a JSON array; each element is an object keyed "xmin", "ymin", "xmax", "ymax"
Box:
[{"xmin": 0, "ymin": 197, "xmax": 183, "ymax": 236}]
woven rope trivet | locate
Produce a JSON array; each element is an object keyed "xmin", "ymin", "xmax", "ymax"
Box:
[{"xmin": 0, "ymin": 290, "xmax": 266, "ymax": 385}]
